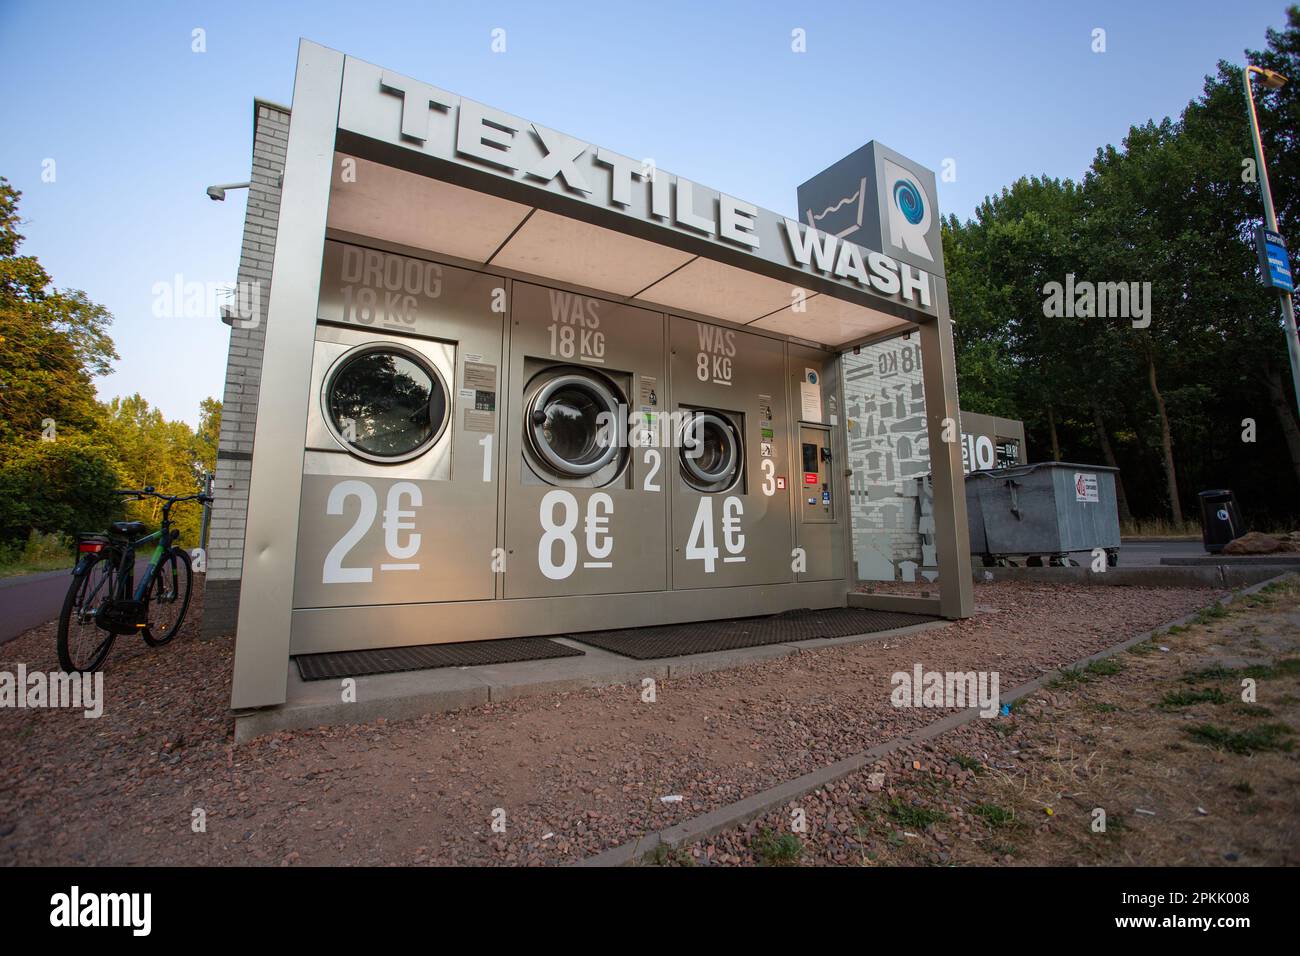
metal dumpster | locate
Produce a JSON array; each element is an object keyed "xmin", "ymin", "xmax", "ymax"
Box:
[{"xmin": 966, "ymin": 462, "xmax": 1121, "ymax": 566}]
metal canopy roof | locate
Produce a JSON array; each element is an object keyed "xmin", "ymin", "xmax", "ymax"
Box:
[{"xmin": 326, "ymin": 153, "xmax": 919, "ymax": 348}]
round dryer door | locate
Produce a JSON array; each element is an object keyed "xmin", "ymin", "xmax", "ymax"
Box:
[
  {"xmin": 525, "ymin": 371, "xmax": 622, "ymax": 479},
  {"xmin": 679, "ymin": 411, "xmax": 742, "ymax": 493},
  {"xmin": 324, "ymin": 343, "xmax": 449, "ymax": 463}
]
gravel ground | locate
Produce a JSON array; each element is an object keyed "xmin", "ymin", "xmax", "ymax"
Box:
[
  {"xmin": 676, "ymin": 579, "xmax": 1300, "ymax": 867},
  {"xmin": 0, "ymin": 578, "xmax": 1222, "ymax": 866}
]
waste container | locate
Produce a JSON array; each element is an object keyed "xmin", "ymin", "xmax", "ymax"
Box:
[
  {"xmin": 1197, "ymin": 489, "xmax": 1243, "ymax": 554},
  {"xmin": 966, "ymin": 462, "xmax": 1121, "ymax": 566}
]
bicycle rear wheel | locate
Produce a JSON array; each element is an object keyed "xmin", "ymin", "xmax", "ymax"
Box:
[
  {"xmin": 57, "ymin": 553, "xmax": 119, "ymax": 673},
  {"xmin": 143, "ymin": 547, "xmax": 192, "ymax": 646}
]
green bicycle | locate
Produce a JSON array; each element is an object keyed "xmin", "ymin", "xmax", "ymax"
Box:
[{"xmin": 56, "ymin": 486, "xmax": 212, "ymax": 673}]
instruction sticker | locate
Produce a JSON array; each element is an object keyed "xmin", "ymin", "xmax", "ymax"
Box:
[
  {"xmin": 463, "ymin": 361, "xmax": 497, "ymax": 391},
  {"xmin": 639, "ymin": 375, "xmax": 658, "ymax": 408},
  {"xmin": 1074, "ymin": 472, "xmax": 1099, "ymax": 503}
]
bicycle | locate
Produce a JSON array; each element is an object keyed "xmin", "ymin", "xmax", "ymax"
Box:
[{"xmin": 56, "ymin": 486, "xmax": 213, "ymax": 673}]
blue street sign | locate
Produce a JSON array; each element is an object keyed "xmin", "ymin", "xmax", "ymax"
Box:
[{"xmin": 1256, "ymin": 226, "xmax": 1294, "ymax": 293}]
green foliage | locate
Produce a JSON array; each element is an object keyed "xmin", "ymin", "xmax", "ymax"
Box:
[
  {"xmin": 0, "ymin": 436, "xmax": 121, "ymax": 542},
  {"xmin": 750, "ymin": 827, "xmax": 804, "ymax": 865},
  {"xmin": 1185, "ymin": 722, "xmax": 1295, "ymax": 754},
  {"xmin": 0, "ymin": 177, "xmax": 222, "ymax": 554},
  {"xmin": 0, "ymin": 529, "xmax": 75, "ymax": 577},
  {"xmin": 945, "ymin": 9, "xmax": 1300, "ymax": 525},
  {"xmin": 885, "ymin": 799, "xmax": 947, "ymax": 829},
  {"xmin": 1159, "ymin": 687, "xmax": 1228, "ymax": 709}
]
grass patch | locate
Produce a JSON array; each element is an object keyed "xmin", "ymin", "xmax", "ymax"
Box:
[
  {"xmin": 1193, "ymin": 604, "xmax": 1230, "ymax": 625},
  {"xmin": 952, "ymin": 754, "xmax": 983, "ymax": 773},
  {"xmin": 751, "ymin": 827, "xmax": 803, "ymax": 866},
  {"xmin": 1085, "ymin": 658, "xmax": 1124, "ymax": 678},
  {"xmin": 0, "ymin": 530, "xmax": 73, "ymax": 578},
  {"xmin": 971, "ymin": 803, "xmax": 1016, "ymax": 828},
  {"xmin": 1241, "ymin": 658, "xmax": 1300, "ymax": 680},
  {"xmin": 645, "ymin": 843, "xmax": 695, "ymax": 867},
  {"xmin": 1182, "ymin": 659, "xmax": 1300, "ymax": 683},
  {"xmin": 1185, "ymin": 722, "xmax": 1295, "ymax": 755},
  {"xmin": 1049, "ymin": 659, "xmax": 1123, "ymax": 690},
  {"xmin": 1233, "ymin": 781, "xmax": 1255, "ymax": 796},
  {"xmin": 1234, "ymin": 703, "xmax": 1274, "ymax": 718},
  {"xmin": 885, "ymin": 799, "xmax": 947, "ymax": 830},
  {"xmin": 1181, "ymin": 665, "xmax": 1236, "ymax": 683},
  {"xmin": 1159, "ymin": 687, "xmax": 1227, "ymax": 709},
  {"xmin": 1047, "ymin": 668, "xmax": 1089, "ymax": 690},
  {"xmin": 1093, "ymin": 702, "xmax": 1119, "ymax": 713}
]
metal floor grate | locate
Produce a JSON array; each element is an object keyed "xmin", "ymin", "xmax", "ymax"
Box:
[
  {"xmin": 567, "ymin": 607, "xmax": 941, "ymax": 660},
  {"xmin": 294, "ymin": 637, "xmax": 584, "ymax": 681}
]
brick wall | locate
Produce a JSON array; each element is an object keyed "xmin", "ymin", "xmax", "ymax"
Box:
[{"xmin": 202, "ymin": 101, "xmax": 289, "ymax": 639}]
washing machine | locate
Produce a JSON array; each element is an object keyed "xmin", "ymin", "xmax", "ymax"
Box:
[
  {"xmin": 291, "ymin": 240, "xmax": 506, "ymax": 610},
  {"xmin": 502, "ymin": 282, "xmax": 667, "ymax": 598},
  {"xmin": 669, "ymin": 316, "xmax": 794, "ymax": 588}
]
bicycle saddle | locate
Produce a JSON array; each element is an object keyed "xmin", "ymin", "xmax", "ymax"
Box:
[{"xmin": 109, "ymin": 520, "xmax": 145, "ymax": 536}]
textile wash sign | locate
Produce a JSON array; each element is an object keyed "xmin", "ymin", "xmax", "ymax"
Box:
[{"xmin": 338, "ymin": 58, "xmax": 937, "ymax": 315}]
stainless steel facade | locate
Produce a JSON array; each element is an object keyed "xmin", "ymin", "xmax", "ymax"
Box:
[{"xmin": 229, "ymin": 41, "xmax": 973, "ymax": 710}]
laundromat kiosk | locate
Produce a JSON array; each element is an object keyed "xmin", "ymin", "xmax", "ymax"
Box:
[{"xmin": 230, "ymin": 41, "xmax": 973, "ymax": 710}]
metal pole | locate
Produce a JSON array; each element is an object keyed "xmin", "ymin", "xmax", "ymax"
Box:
[
  {"xmin": 199, "ymin": 470, "xmax": 213, "ymax": 550},
  {"xmin": 1244, "ymin": 65, "xmax": 1300, "ymax": 416}
]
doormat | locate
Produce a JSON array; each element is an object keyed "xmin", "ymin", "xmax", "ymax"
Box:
[
  {"xmin": 567, "ymin": 607, "xmax": 941, "ymax": 660},
  {"xmin": 294, "ymin": 637, "xmax": 584, "ymax": 681}
]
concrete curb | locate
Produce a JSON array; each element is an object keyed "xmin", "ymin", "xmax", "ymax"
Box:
[
  {"xmin": 232, "ymin": 617, "xmax": 955, "ymax": 744},
  {"xmin": 974, "ymin": 565, "xmax": 1280, "ymax": 588},
  {"xmin": 576, "ymin": 571, "xmax": 1294, "ymax": 866}
]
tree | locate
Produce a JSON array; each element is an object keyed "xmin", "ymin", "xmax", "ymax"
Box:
[{"xmin": 0, "ymin": 178, "xmax": 117, "ymax": 450}]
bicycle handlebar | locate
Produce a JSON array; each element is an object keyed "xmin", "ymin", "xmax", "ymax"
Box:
[{"xmin": 115, "ymin": 489, "xmax": 214, "ymax": 505}]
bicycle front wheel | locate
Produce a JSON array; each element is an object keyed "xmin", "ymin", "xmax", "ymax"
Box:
[
  {"xmin": 57, "ymin": 553, "xmax": 119, "ymax": 673},
  {"xmin": 142, "ymin": 548, "xmax": 193, "ymax": 646}
]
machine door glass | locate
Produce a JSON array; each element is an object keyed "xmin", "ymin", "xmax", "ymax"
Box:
[
  {"xmin": 679, "ymin": 411, "xmax": 742, "ymax": 493},
  {"xmin": 324, "ymin": 344, "xmax": 448, "ymax": 463},
  {"xmin": 526, "ymin": 371, "xmax": 621, "ymax": 478}
]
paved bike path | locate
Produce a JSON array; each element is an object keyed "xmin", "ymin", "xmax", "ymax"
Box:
[{"xmin": 0, "ymin": 560, "xmax": 150, "ymax": 646}]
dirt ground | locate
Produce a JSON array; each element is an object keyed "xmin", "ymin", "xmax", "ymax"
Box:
[
  {"xmin": 674, "ymin": 579, "xmax": 1300, "ymax": 866},
  {"xmin": 0, "ymin": 577, "xmax": 1239, "ymax": 865}
]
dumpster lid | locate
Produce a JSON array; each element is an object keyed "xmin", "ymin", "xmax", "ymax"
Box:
[{"xmin": 965, "ymin": 461, "xmax": 1120, "ymax": 480}]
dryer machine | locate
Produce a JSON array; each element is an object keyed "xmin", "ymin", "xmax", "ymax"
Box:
[{"xmin": 291, "ymin": 240, "xmax": 506, "ymax": 612}]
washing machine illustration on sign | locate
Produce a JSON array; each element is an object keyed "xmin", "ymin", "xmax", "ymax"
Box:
[
  {"xmin": 503, "ymin": 282, "xmax": 668, "ymax": 599},
  {"xmin": 291, "ymin": 240, "xmax": 506, "ymax": 611},
  {"xmin": 670, "ymin": 316, "xmax": 794, "ymax": 589}
]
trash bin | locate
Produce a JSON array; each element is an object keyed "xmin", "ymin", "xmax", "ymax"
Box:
[
  {"xmin": 966, "ymin": 462, "xmax": 1121, "ymax": 566},
  {"xmin": 1197, "ymin": 489, "xmax": 1243, "ymax": 554}
]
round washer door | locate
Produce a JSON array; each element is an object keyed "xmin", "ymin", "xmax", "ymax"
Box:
[
  {"xmin": 679, "ymin": 411, "xmax": 742, "ymax": 493},
  {"xmin": 323, "ymin": 343, "xmax": 449, "ymax": 463},
  {"xmin": 525, "ymin": 371, "xmax": 622, "ymax": 479}
]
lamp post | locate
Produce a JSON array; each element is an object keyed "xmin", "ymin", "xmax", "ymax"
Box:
[{"xmin": 1244, "ymin": 64, "xmax": 1300, "ymax": 415}]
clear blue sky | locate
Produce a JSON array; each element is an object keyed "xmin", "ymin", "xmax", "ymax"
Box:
[{"xmin": 0, "ymin": 0, "xmax": 1288, "ymax": 426}]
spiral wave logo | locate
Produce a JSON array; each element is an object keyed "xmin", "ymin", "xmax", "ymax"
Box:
[
  {"xmin": 892, "ymin": 178, "xmax": 925, "ymax": 226},
  {"xmin": 883, "ymin": 157, "xmax": 934, "ymax": 261}
]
